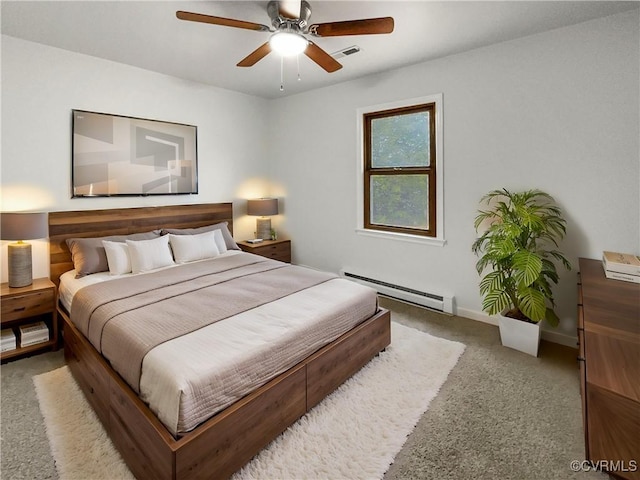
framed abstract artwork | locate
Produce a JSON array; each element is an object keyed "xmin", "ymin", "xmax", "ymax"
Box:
[{"xmin": 71, "ymin": 110, "xmax": 198, "ymax": 197}]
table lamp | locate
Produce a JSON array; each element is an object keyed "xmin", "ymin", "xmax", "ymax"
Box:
[
  {"xmin": 1, "ymin": 212, "xmax": 48, "ymax": 287},
  {"xmin": 247, "ymin": 198, "xmax": 278, "ymax": 240}
]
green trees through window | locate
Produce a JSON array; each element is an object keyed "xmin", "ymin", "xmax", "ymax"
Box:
[
  {"xmin": 370, "ymin": 175, "xmax": 429, "ymax": 229},
  {"xmin": 371, "ymin": 111, "xmax": 430, "ymax": 167}
]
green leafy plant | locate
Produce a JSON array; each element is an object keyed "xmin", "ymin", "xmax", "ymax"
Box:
[{"xmin": 472, "ymin": 189, "xmax": 571, "ymax": 326}]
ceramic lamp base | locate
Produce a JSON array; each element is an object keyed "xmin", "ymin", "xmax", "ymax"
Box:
[
  {"xmin": 8, "ymin": 242, "xmax": 33, "ymax": 288},
  {"xmin": 256, "ymin": 217, "xmax": 272, "ymax": 240}
]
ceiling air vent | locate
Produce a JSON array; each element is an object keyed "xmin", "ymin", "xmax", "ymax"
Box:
[{"xmin": 331, "ymin": 45, "xmax": 361, "ymax": 59}]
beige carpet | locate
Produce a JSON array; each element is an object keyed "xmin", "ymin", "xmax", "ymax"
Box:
[{"xmin": 33, "ymin": 322, "xmax": 465, "ymax": 480}]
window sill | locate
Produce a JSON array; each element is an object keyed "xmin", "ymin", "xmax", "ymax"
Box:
[{"xmin": 355, "ymin": 228, "xmax": 447, "ymax": 247}]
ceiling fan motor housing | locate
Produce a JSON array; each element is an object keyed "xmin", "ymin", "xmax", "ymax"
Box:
[{"xmin": 268, "ymin": 0, "xmax": 312, "ymax": 30}]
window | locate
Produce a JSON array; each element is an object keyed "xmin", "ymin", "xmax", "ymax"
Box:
[
  {"xmin": 364, "ymin": 103, "xmax": 436, "ymax": 237},
  {"xmin": 357, "ymin": 94, "xmax": 443, "ymax": 245}
]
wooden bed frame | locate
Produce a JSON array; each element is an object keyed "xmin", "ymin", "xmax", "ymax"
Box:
[{"xmin": 49, "ymin": 203, "xmax": 391, "ymax": 480}]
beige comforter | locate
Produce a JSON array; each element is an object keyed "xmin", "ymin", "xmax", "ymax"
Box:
[{"xmin": 71, "ymin": 254, "xmax": 336, "ymax": 392}]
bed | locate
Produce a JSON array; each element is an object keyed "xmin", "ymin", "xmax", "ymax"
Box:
[{"xmin": 49, "ymin": 203, "xmax": 391, "ymax": 480}]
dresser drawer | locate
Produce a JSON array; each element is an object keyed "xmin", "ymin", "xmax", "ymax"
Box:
[
  {"xmin": 1, "ymin": 288, "xmax": 55, "ymax": 322},
  {"xmin": 587, "ymin": 385, "xmax": 640, "ymax": 479}
]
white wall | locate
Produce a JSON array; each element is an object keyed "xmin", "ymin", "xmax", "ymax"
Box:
[
  {"xmin": 268, "ymin": 10, "xmax": 640, "ymax": 343},
  {"xmin": 1, "ymin": 35, "xmax": 271, "ymax": 281}
]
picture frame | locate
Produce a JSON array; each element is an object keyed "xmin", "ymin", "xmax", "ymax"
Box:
[{"xmin": 71, "ymin": 110, "xmax": 198, "ymax": 197}]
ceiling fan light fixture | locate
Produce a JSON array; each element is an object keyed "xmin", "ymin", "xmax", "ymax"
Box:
[{"xmin": 269, "ymin": 31, "xmax": 308, "ymax": 56}]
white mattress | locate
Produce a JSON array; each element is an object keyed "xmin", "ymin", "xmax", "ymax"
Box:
[{"xmin": 59, "ymin": 254, "xmax": 378, "ymax": 436}]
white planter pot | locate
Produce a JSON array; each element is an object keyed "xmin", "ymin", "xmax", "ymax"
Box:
[{"xmin": 498, "ymin": 313, "xmax": 541, "ymax": 357}]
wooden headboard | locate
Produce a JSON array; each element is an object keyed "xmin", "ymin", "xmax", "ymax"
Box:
[{"xmin": 49, "ymin": 203, "xmax": 233, "ymax": 287}]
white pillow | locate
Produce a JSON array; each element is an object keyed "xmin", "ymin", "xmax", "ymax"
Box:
[
  {"xmin": 102, "ymin": 240, "xmax": 131, "ymax": 275},
  {"xmin": 169, "ymin": 231, "xmax": 220, "ymax": 264},
  {"xmin": 212, "ymin": 229, "xmax": 227, "ymax": 254},
  {"xmin": 126, "ymin": 235, "xmax": 175, "ymax": 274}
]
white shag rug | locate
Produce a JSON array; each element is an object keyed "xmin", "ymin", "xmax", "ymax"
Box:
[{"xmin": 33, "ymin": 322, "xmax": 465, "ymax": 480}]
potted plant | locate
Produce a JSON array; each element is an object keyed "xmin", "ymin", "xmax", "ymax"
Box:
[{"xmin": 472, "ymin": 189, "xmax": 571, "ymax": 356}]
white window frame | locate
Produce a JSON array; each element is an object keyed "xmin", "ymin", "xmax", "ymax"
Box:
[{"xmin": 356, "ymin": 93, "xmax": 445, "ymax": 246}]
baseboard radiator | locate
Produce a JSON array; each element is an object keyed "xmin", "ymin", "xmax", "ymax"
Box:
[{"xmin": 340, "ymin": 269, "xmax": 454, "ymax": 314}]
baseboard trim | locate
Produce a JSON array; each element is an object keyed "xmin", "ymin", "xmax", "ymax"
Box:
[
  {"xmin": 540, "ymin": 329, "xmax": 579, "ymax": 349},
  {"xmin": 455, "ymin": 307, "xmax": 578, "ymax": 349},
  {"xmin": 455, "ymin": 307, "xmax": 499, "ymax": 326}
]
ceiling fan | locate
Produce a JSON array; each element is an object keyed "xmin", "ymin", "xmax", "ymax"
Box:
[{"xmin": 176, "ymin": 0, "xmax": 394, "ymax": 73}]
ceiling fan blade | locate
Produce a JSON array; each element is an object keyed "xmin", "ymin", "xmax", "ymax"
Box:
[
  {"xmin": 278, "ymin": 0, "xmax": 301, "ymax": 19},
  {"xmin": 304, "ymin": 41, "xmax": 342, "ymax": 73},
  {"xmin": 237, "ymin": 42, "xmax": 272, "ymax": 67},
  {"xmin": 176, "ymin": 11, "xmax": 271, "ymax": 32},
  {"xmin": 309, "ymin": 17, "xmax": 394, "ymax": 37}
]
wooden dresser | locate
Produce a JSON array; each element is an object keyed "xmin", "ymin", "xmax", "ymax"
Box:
[{"xmin": 578, "ymin": 258, "xmax": 640, "ymax": 479}]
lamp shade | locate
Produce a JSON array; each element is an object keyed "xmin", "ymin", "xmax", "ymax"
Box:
[
  {"xmin": 269, "ymin": 32, "xmax": 308, "ymax": 57},
  {"xmin": 247, "ymin": 198, "xmax": 278, "ymax": 217},
  {"xmin": 1, "ymin": 212, "xmax": 48, "ymax": 241}
]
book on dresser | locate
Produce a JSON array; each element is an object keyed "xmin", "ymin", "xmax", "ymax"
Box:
[
  {"xmin": 604, "ymin": 270, "xmax": 640, "ymax": 284},
  {"xmin": 602, "ymin": 251, "xmax": 640, "ymax": 283},
  {"xmin": 18, "ymin": 321, "xmax": 49, "ymax": 347},
  {"xmin": 1, "ymin": 329, "xmax": 17, "ymax": 352}
]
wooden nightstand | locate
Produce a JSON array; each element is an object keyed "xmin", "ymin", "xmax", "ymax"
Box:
[
  {"xmin": 237, "ymin": 239, "xmax": 291, "ymax": 263},
  {"xmin": 1, "ymin": 277, "xmax": 58, "ymax": 362}
]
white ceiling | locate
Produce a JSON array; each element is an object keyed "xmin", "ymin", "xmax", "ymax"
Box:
[{"xmin": 2, "ymin": 1, "xmax": 638, "ymax": 99}]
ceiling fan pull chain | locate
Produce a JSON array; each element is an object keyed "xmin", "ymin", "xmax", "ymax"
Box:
[
  {"xmin": 297, "ymin": 55, "xmax": 301, "ymax": 82},
  {"xmin": 280, "ymin": 56, "xmax": 285, "ymax": 91}
]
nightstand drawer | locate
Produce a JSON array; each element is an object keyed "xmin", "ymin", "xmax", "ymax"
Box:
[
  {"xmin": 238, "ymin": 239, "xmax": 292, "ymax": 263},
  {"xmin": 254, "ymin": 242, "xmax": 290, "ymax": 261},
  {"xmin": 1, "ymin": 289, "xmax": 55, "ymax": 322}
]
